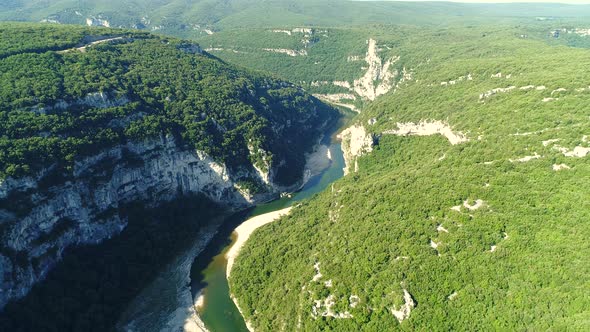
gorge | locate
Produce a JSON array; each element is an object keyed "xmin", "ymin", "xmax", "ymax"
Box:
[{"xmin": 2, "ymin": 1, "xmax": 590, "ymax": 331}]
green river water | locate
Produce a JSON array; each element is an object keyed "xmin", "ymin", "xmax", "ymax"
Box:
[{"xmin": 191, "ymin": 136, "xmax": 347, "ymax": 331}]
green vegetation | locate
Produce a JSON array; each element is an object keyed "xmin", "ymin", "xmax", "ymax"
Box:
[
  {"xmin": 230, "ymin": 25, "xmax": 590, "ymax": 330},
  {"xmin": 4, "ymin": 2, "xmax": 590, "ymax": 331},
  {"xmin": 196, "ymin": 28, "xmax": 368, "ymax": 91},
  {"xmin": 0, "ymin": 23, "xmax": 336, "ymax": 185},
  {"xmin": 6, "ymin": 0, "xmax": 590, "ymax": 33}
]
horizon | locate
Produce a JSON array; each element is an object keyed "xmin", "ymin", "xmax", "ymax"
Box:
[{"xmin": 355, "ymin": 0, "xmax": 590, "ymax": 5}]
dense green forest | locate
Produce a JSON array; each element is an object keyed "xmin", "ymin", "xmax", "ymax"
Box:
[
  {"xmin": 230, "ymin": 25, "xmax": 590, "ymax": 330},
  {"xmin": 196, "ymin": 27, "xmax": 368, "ymax": 92},
  {"xmin": 0, "ymin": 23, "xmax": 336, "ymax": 186},
  {"xmin": 3, "ymin": 2, "xmax": 590, "ymax": 331},
  {"xmin": 191, "ymin": 23, "xmax": 590, "ymax": 113},
  {"xmin": 0, "ymin": 22, "xmax": 336, "ymax": 331}
]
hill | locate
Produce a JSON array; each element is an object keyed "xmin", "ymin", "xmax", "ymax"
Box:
[
  {"xmin": 0, "ymin": 22, "xmax": 336, "ymax": 324},
  {"xmin": 230, "ymin": 24, "xmax": 590, "ymax": 331},
  {"xmin": 6, "ymin": 0, "xmax": 590, "ymax": 36},
  {"xmin": 3, "ymin": 2, "xmax": 590, "ymax": 331}
]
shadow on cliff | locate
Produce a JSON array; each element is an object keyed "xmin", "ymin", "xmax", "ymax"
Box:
[
  {"xmin": 188, "ymin": 208, "xmax": 253, "ymax": 298},
  {"xmin": 0, "ymin": 194, "xmax": 221, "ymax": 332}
]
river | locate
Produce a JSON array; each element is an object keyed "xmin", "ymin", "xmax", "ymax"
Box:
[
  {"xmin": 191, "ymin": 126, "xmax": 347, "ymax": 331},
  {"xmin": 117, "ymin": 111, "xmax": 351, "ymax": 332}
]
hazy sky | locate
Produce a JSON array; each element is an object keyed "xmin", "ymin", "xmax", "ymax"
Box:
[{"xmin": 372, "ymin": 0, "xmax": 590, "ymax": 3}]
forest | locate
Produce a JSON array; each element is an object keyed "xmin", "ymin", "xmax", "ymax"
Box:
[
  {"xmin": 6, "ymin": 0, "xmax": 590, "ymax": 34},
  {"xmin": 0, "ymin": 23, "xmax": 336, "ymax": 187},
  {"xmin": 0, "ymin": 23, "xmax": 337, "ymax": 330},
  {"xmin": 2, "ymin": 2, "xmax": 590, "ymax": 331},
  {"xmin": 230, "ymin": 24, "xmax": 590, "ymax": 331}
]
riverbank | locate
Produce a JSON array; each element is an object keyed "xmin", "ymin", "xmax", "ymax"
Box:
[
  {"xmin": 190, "ymin": 109, "xmax": 354, "ymax": 331},
  {"xmin": 116, "ymin": 221, "xmax": 222, "ymax": 332},
  {"xmin": 225, "ymin": 207, "xmax": 293, "ymax": 277}
]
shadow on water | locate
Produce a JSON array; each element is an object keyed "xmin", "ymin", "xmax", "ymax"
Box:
[{"xmin": 189, "ymin": 209, "xmax": 252, "ymax": 299}]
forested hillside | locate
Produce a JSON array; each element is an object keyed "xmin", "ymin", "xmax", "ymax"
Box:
[
  {"xmin": 0, "ymin": 23, "xmax": 335, "ymax": 186},
  {"xmin": 230, "ymin": 25, "xmax": 590, "ymax": 330},
  {"xmin": 0, "ymin": 22, "xmax": 337, "ymax": 329},
  {"xmin": 3, "ymin": 2, "xmax": 590, "ymax": 331}
]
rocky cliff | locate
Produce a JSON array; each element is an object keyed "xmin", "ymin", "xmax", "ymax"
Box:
[
  {"xmin": 338, "ymin": 124, "xmax": 375, "ymax": 175},
  {"xmin": 0, "ymin": 133, "xmax": 294, "ymax": 309},
  {"xmin": 0, "ymin": 24, "xmax": 337, "ymax": 310}
]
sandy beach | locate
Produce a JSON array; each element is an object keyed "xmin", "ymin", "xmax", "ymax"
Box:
[
  {"xmin": 225, "ymin": 207, "xmax": 292, "ymax": 277},
  {"xmin": 224, "ymin": 208, "xmax": 293, "ymax": 332}
]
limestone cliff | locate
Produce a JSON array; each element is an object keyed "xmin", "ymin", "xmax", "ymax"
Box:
[
  {"xmin": 338, "ymin": 125, "xmax": 375, "ymax": 175},
  {"xmin": 0, "ymin": 25, "xmax": 337, "ymax": 310},
  {"xmin": 0, "ymin": 134, "xmax": 296, "ymax": 309}
]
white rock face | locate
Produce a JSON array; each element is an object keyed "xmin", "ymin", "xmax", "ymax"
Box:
[
  {"xmin": 479, "ymin": 86, "xmax": 516, "ymax": 100},
  {"xmin": 333, "ymin": 81, "xmax": 352, "ymax": 89},
  {"xmin": 32, "ymin": 91, "xmax": 129, "ymax": 115},
  {"xmin": 292, "ymin": 28, "xmax": 313, "ymax": 34},
  {"xmin": 542, "ymin": 139, "xmax": 560, "ymax": 147},
  {"xmin": 311, "ymin": 81, "xmax": 328, "ymax": 87},
  {"xmin": 463, "ymin": 199, "xmax": 485, "ymax": 211},
  {"xmin": 430, "ymin": 240, "xmax": 440, "ymax": 249},
  {"xmin": 553, "ymin": 164, "xmax": 571, "ymax": 171},
  {"xmin": 40, "ymin": 18, "xmax": 60, "ymax": 24},
  {"xmin": 568, "ymin": 146, "xmax": 590, "ymax": 157},
  {"xmin": 353, "ymin": 39, "xmax": 401, "ymax": 101},
  {"xmin": 551, "ymin": 88, "xmax": 567, "ymax": 95},
  {"xmin": 338, "ymin": 125, "xmax": 374, "ymax": 175},
  {"xmin": 271, "ymin": 29, "xmax": 292, "ymax": 35},
  {"xmin": 510, "ymin": 153, "xmax": 542, "ymax": 163},
  {"xmin": 312, "ymin": 262, "xmax": 323, "ymax": 282},
  {"xmin": 390, "ymin": 289, "xmax": 415, "ymax": 323},
  {"xmin": 86, "ymin": 17, "xmax": 110, "ymax": 27},
  {"xmin": 313, "ymin": 94, "xmax": 358, "ymax": 113},
  {"xmin": 347, "ymin": 55, "xmax": 362, "ymax": 62},
  {"xmin": 451, "ymin": 199, "xmax": 485, "ymax": 212},
  {"xmin": 440, "ymin": 73, "xmax": 473, "ymax": 86},
  {"xmin": 553, "ymin": 139, "xmax": 590, "ymax": 157},
  {"xmin": 247, "ymin": 144, "xmax": 274, "ymax": 186},
  {"xmin": 312, "ymin": 93, "xmax": 356, "ymax": 102},
  {"xmin": 573, "ymin": 28, "xmax": 590, "ymax": 36},
  {"xmin": 383, "ymin": 120, "xmax": 469, "ymax": 145},
  {"xmin": 262, "ymin": 48, "xmax": 307, "ymax": 56},
  {"xmin": 312, "ymin": 294, "xmax": 353, "ymax": 319},
  {"xmin": 0, "ymin": 135, "xmax": 277, "ymax": 309},
  {"xmin": 520, "ymin": 85, "xmax": 535, "ymax": 90}
]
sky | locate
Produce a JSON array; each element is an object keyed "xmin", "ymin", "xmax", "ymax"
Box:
[{"xmin": 371, "ymin": 0, "xmax": 590, "ymax": 3}]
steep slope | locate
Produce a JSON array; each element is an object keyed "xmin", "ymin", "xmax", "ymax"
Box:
[
  {"xmin": 198, "ymin": 27, "xmax": 417, "ymax": 111},
  {"xmin": 0, "ymin": 23, "xmax": 336, "ymax": 310},
  {"xmin": 230, "ymin": 26, "xmax": 590, "ymax": 330}
]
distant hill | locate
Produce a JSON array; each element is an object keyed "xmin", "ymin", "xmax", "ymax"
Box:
[{"xmin": 5, "ymin": 0, "xmax": 590, "ymax": 36}]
